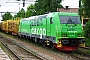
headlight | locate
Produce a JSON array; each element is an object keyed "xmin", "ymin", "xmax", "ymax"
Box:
[
  {"xmin": 62, "ymin": 34, "xmax": 67, "ymax": 37},
  {"xmin": 78, "ymin": 34, "xmax": 82, "ymax": 37}
]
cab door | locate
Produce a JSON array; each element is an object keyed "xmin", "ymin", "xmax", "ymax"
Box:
[{"xmin": 46, "ymin": 17, "xmax": 52, "ymax": 36}]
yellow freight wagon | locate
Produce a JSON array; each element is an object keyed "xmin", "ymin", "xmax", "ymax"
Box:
[
  {"xmin": 5, "ymin": 20, "xmax": 7, "ymax": 33},
  {"xmin": 0, "ymin": 18, "xmax": 21, "ymax": 35},
  {"xmin": 5, "ymin": 20, "xmax": 10, "ymax": 33},
  {"xmin": 4, "ymin": 20, "xmax": 12, "ymax": 33},
  {"xmin": 8, "ymin": 20, "xmax": 13, "ymax": 33},
  {"xmin": 0, "ymin": 22, "xmax": 2, "ymax": 30},
  {"xmin": 11, "ymin": 18, "xmax": 21, "ymax": 35},
  {"xmin": 1, "ymin": 21, "xmax": 7, "ymax": 31}
]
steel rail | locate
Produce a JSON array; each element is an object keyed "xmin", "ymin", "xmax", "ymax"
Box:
[
  {"xmin": 1, "ymin": 42, "xmax": 21, "ymax": 60},
  {"xmin": 1, "ymin": 38, "xmax": 43, "ymax": 60}
]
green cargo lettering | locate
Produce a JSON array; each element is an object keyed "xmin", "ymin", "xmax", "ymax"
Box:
[{"xmin": 32, "ymin": 28, "xmax": 46, "ymax": 36}]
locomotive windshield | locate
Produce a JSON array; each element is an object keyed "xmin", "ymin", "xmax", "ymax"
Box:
[{"xmin": 60, "ymin": 16, "xmax": 80, "ymax": 24}]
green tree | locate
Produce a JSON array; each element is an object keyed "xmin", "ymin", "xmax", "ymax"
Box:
[
  {"xmin": 14, "ymin": 8, "xmax": 25, "ymax": 18},
  {"xmin": 35, "ymin": 0, "xmax": 63, "ymax": 15},
  {"xmin": 20, "ymin": 8, "xmax": 25, "ymax": 18},
  {"xmin": 16, "ymin": 0, "xmax": 63, "ymax": 15},
  {"xmin": 82, "ymin": 0, "xmax": 90, "ymax": 17},
  {"xmin": 79, "ymin": 0, "xmax": 81, "ymax": 16},
  {"xmin": 2, "ymin": 12, "xmax": 13, "ymax": 21},
  {"xmin": 25, "ymin": 4, "xmax": 36, "ymax": 18},
  {"xmin": 84, "ymin": 21, "xmax": 90, "ymax": 38},
  {"xmin": 81, "ymin": 0, "xmax": 90, "ymax": 36}
]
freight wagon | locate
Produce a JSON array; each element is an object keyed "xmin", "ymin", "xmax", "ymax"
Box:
[{"xmin": 0, "ymin": 18, "xmax": 21, "ymax": 35}]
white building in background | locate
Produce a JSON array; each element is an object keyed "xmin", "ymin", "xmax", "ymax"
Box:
[
  {"xmin": 0, "ymin": 0, "xmax": 79, "ymax": 21},
  {"xmin": 61, "ymin": 0, "xmax": 79, "ymax": 8},
  {"xmin": 0, "ymin": 0, "xmax": 35, "ymax": 21}
]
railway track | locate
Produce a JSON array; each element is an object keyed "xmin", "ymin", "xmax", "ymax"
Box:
[
  {"xmin": 80, "ymin": 47, "xmax": 90, "ymax": 50},
  {"xmin": 65, "ymin": 47, "xmax": 90, "ymax": 60},
  {"xmin": 78, "ymin": 47, "xmax": 90, "ymax": 57},
  {"xmin": 0, "ymin": 36, "xmax": 43, "ymax": 60},
  {"xmin": 69, "ymin": 52, "xmax": 90, "ymax": 60},
  {"xmin": 0, "ymin": 33, "xmax": 64, "ymax": 60},
  {"xmin": 1, "ymin": 32, "xmax": 90, "ymax": 60}
]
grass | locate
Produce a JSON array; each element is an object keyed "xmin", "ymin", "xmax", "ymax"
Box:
[
  {"xmin": 86, "ymin": 37, "xmax": 90, "ymax": 46},
  {"xmin": 11, "ymin": 40, "xmax": 15, "ymax": 45},
  {"xmin": 0, "ymin": 42, "xmax": 9, "ymax": 53},
  {"xmin": 0, "ymin": 42, "xmax": 10, "ymax": 57},
  {"xmin": 0, "ymin": 42, "xmax": 6, "ymax": 52},
  {"xmin": 79, "ymin": 48, "xmax": 90, "ymax": 54},
  {"xmin": 0, "ymin": 42, "xmax": 14, "ymax": 60}
]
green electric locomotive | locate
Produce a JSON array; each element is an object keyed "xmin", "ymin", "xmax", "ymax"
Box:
[{"xmin": 18, "ymin": 12, "xmax": 85, "ymax": 51}]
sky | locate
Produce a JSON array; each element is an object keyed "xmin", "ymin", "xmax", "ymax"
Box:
[
  {"xmin": 0, "ymin": 0, "xmax": 79, "ymax": 21},
  {"xmin": 61, "ymin": 0, "xmax": 79, "ymax": 8}
]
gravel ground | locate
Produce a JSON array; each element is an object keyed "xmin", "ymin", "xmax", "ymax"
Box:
[{"xmin": 0, "ymin": 32, "xmax": 81, "ymax": 60}]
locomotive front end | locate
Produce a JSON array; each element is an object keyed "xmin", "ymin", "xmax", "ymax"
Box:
[{"xmin": 56, "ymin": 14, "xmax": 85, "ymax": 51}]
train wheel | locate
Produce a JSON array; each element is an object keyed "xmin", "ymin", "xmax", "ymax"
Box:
[
  {"xmin": 26, "ymin": 36, "xmax": 29, "ymax": 40},
  {"xmin": 28, "ymin": 36, "xmax": 32, "ymax": 42},
  {"xmin": 51, "ymin": 43, "xmax": 55, "ymax": 50},
  {"xmin": 39, "ymin": 39, "xmax": 42, "ymax": 44},
  {"xmin": 32, "ymin": 37, "xmax": 34, "ymax": 42},
  {"xmin": 42, "ymin": 40, "xmax": 46, "ymax": 46},
  {"xmin": 34, "ymin": 38, "xmax": 37, "ymax": 42},
  {"xmin": 29, "ymin": 36, "xmax": 31, "ymax": 40}
]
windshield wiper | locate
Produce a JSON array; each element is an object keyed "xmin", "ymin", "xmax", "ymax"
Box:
[{"xmin": 66, "ymin": 17, "xmax": 77, "ymax": 26}]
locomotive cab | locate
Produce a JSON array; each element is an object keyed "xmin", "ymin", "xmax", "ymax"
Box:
[{"xmin": 55, "ymin": 12, "xmax": 85, "ymax": 51}]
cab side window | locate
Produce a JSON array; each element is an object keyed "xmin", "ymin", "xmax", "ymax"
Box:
[{"xmin": 50, "ymin": 17, "xmax": 53, "ymax": 24}]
